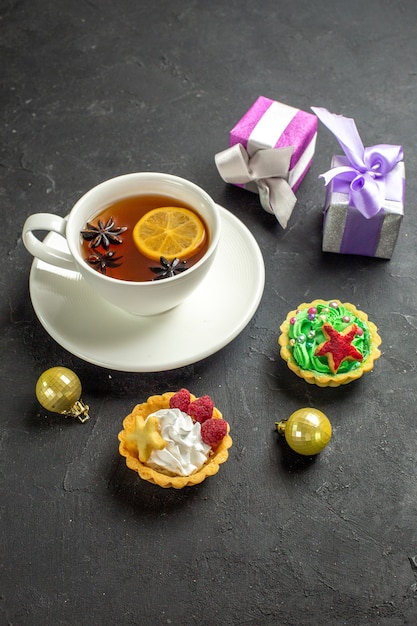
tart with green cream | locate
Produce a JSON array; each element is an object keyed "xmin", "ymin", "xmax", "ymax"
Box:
[{"xmin": 278, "ymin": 299, "xmax": 381, "ymax": 387}]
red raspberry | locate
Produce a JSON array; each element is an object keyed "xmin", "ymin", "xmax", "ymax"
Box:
[
  {"xmin": 201, "ymin": 418, "xmax": 228, "ymax": 447},
  {"xmin": 188, "ymin": 395, "xmax": 214, "ymax": 423},
  {"xmin": 169, "ymin": 388, "xmax": 191, "ymax": 412}
]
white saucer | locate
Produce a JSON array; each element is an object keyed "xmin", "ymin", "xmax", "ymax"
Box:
[{"xmin": 29, "ymin": 205, "xmax": 265, "ymax": 372}]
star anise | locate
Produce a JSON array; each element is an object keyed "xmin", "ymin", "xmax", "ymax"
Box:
[
  {"xmin": 85, "ymin": 250, "xmax": 123, "ymax": 274},
  {"xmin": 150, "ymin": 256, "xmax": 188, "ymax": 280},
  {"xmin": 81, "ymin": 217, "xmax": 127, "ymax": 250}
]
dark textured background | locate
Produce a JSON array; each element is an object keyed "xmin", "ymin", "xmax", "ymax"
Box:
[{"xmin": 2, "ymin": 1, "xmax": 417, "ymax": 624}]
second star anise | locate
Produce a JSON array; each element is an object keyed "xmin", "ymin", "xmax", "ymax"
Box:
[{"xmin": 85, "ymin": 250, "xmax": 123, "ymax": 274}]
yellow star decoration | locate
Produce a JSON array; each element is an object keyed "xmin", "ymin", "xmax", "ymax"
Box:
[{"xmin": 127, "ymin": 414, "xmax": 166, "ymax": 462}]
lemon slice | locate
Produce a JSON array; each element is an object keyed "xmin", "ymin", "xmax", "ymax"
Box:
[{"xmin": 133, "ymin": 206, "xmax": 206, "ymax": 261}]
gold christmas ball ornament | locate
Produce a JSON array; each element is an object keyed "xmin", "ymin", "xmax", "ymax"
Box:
[
  {"xmin": 275, "ymin": 408, "xmax": 332, "ymax": 456},
  {"xmin": 35, "ymin": 367, "xmax": 90, "ymax": 423}
]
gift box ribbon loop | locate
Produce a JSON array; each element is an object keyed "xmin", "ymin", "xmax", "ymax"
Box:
[
  {"xmin": 312, "ymin": 107, "xmax": 403, "ymax": 219},
  {"xmin": 215, "ymin": 143, "xmax": 297, "ymax": 228}
]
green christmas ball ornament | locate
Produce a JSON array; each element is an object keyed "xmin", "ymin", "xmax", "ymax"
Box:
[
  {"xmin": 36, "ymin": 367, "xmax": 90, "ymax": 423},
  {"xmin": 275, "ymin": 408, "xmax": 332, "ymax": 455}
]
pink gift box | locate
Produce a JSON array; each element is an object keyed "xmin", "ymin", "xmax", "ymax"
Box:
[{"xmin": 229, "ymin": 96, "xmax": 318, "ymax": 193}]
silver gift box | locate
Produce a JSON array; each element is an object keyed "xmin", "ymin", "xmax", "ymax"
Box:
[{"xmin": 322, "ymin": 155, "xmax": 405, "ymax": 259}]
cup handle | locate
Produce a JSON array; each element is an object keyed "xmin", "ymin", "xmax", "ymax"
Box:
[{"xmin": 22, "ymin": 213, "xmax": 78, "ymax": 271}]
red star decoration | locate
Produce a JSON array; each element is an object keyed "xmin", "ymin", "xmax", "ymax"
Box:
[{"xmin": 314, "ymin": 323, "xmax": 363, "ymax": 374}]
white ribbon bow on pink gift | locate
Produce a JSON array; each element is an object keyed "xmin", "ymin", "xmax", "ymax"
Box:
[{"xmin": 214, "ymin": 143, "xmax": 297, "ymax": 228}]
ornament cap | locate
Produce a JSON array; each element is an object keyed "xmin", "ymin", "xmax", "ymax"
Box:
[
  {"xmin": 62, "ymin": 399, "xmax": 90, "ymax": 423},
  {"xmin": 275, "ymin": 420, "xmax": 287, "ymax": 435}
]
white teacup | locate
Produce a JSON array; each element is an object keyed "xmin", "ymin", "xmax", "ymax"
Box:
[{"xmin": 22, "ymin": 173, "xmax": 221, "ymax": 315}]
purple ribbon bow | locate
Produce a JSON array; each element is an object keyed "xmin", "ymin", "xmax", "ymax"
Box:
[{"xmin": 311, "ymin": 107, "xmax": 403, "ymax": 219}]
